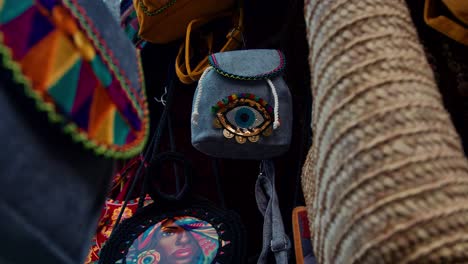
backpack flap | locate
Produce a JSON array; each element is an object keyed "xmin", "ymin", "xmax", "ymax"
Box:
[
  {"xmin": 209, "ymin": 49, "xmax": 286, "ymax": 80},
  {"xmin": 191, "ymin": 49, "xmax": 292, "ymax": 160}
]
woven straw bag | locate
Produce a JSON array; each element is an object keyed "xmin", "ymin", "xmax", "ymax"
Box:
[{"xmin": 301, "ymin": 0, "xmax": 468, "ymax": 263}]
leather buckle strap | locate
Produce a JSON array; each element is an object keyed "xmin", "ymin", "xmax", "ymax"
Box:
[{"xmin": 271, "ymin": 235, "xmax": 291, "ymax": 253}]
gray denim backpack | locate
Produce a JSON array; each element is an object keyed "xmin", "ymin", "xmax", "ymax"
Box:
[{"xmin": 191, "ymin": 49, "xmax": 293, "ymax": 160}]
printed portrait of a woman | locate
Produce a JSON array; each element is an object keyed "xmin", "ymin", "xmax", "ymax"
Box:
[{"xmin": 123, "ymin": 216, "xmax": 220, "ymax": 264}]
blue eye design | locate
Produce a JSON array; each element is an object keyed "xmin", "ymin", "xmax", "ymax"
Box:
[
  {"xmin": 226, "ymin": 106, "xmax": 265, "ymax": 129},
  {"xmin": 211, "ymin": 93, "xmax": 273, "ymax": 144}
]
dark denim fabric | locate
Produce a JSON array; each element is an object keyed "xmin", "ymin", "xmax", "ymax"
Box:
[
  {"xmin": 101, "ymin": 0, "xmax": 120, "ymax": 22},
  {"xmin": 255, "ymin": 160, "xmax": 290, "ymax": 263},
  {"xmin": 77, "ymin": 0, "xmax": 142, "ymax": 96},
  {"xmin": 0, "ymin": 1, "xmax": 141, "ymax": 261},
  {"xmin": 0, "ymin": 86, "xmax": 113, "ymax": 263}
]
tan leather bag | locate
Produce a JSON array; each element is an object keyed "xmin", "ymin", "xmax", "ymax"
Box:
[
  {"xmin": 424, "ymin": 0, "xmax": 468, "ymax": 45},
  {"xmin": 134, "ymin": 0, "xmax": 235, "ymax": 44}
]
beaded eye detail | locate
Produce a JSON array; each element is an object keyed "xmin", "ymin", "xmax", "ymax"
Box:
[{"xmin": 211, "ymin": 93, "xmax": 273, "ymax": 144}]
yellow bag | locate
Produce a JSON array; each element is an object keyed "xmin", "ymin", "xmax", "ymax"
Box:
[
  {"xmin": 424, "ymin": 0, "xmax": 468, "ymax": 45},
  {"xmin": 134, "ymin": 0, "xmax": 235, "ymax": 44},
  {"xmin": 175, "ymin": 8, "xmax": 244, "ymax": 84}
]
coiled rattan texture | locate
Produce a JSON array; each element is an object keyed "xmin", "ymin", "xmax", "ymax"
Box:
[{"xmin": 301, "ymin": 0, "xmax": 468, "ymax": 263}]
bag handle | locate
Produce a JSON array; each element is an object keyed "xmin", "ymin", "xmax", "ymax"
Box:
[
  {"xmin": 175, "ymin": 7, "xmax": 244, "ymax": 84},
  {"xmin": 112, "ymin": 156, "xmax": 146, "ymax": 202},
  {"xmin": 256, "ymin": 160, "xmax": 291, "ymax": 263},
  {"xmin": 424, "ymin": 0, "xmax": 468, "ymax": 46},
  {"xmin": 146, "ymin": 151, "xmax": 192, "ymax": 201},
  {"xmin": 110, "ymin": 59, "xmax": 178, "ymax": 235}
]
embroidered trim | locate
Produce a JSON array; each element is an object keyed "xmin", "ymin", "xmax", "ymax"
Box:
[
  {"xmin": 0, "ymin": 37, "xmax": 148, "ymax": 158},
  {"xmin": 121, "ymin": 3, "xmax": 147, "ymax": 49},
  {"xmin": 209, "ymin": 50, "xmax": 286, "ymax": 80},
  {"xmin": 64, "ymin": 0, "xmax": 145, "ymax": 115},
  {"xmin": 211, "ymin": 93, "xmax": 273, "ymax": 114},
  {"xmin": 64, "ymin": 0, "xmax": 150, "ymax": 157},
  {"xmin": 138, "ymin": 0, "xmax": 177, "ymax": 16},
  {"xmin": 134, "ymin": 50, "xmax": 150, "ymax": 156},
  {"xmin": 0, "ymin": 3, "xmax": 149, "ymax": 159}
]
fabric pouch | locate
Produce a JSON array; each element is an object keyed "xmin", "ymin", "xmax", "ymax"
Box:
[
  {"xmin": 85, "ymin": 156, "xmax": 153, "ymax": 264},
  {"xmin": 191, "ymin": 49, "xmax": 292, "ymax": 160},
  {"xmin": 134, "ymin": 0, "xmax": 235, "ymax": 44}
]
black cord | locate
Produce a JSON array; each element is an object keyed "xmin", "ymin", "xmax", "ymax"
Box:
[
  {"xmin": 167, "ymin": 114, "xmax": 181, "ymax": 193},
  {"xmin": 212, "ymin": 158, "xmax": 226, "ymax": 209},
  {"xmin": 137, "ymin": 62, "xmax": 177, "ymax": 201},
  {"xmin": 147, "ymin": 151, "xmax": 192, "ymax": 201},
  {"xmin": 111, "ymin": 60, "xmax": 177, "ymax": 235},
  {"xmin": 110, "ymin": 121, "xmax": 156, "ymax": 236}
]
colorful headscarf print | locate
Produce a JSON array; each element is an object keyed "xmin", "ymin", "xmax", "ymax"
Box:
[{"xmin": 125, "ymin": 216, "xmax": 219, "ymax": 264}]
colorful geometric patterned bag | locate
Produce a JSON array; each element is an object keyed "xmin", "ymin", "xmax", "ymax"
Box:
[
  {"xmin": 0, "ymin": 0, "xmax": 149, "ymax": 158},
  {"xmin": 120, "ymin": 0, "xmax": 147, "ymax": 49},
  {"xmin": 85, "ymin": 157, "xmax": 153, "ymax": 264},
  {"xmin": 191, "ymin": 49, "xmax": 293, "ymax": 159},
  {"xmin": 134, "ymin": 0, "xmax": 235, "ymax": 44}
]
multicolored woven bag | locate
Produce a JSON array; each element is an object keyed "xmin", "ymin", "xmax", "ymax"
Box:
[
  {"xmin": 85, "ymin": 157, "xmax": 153, "ymax": 264},
  {"xmin": 0, "ymin": 0, "xmax": 149, "ymax": 158}
]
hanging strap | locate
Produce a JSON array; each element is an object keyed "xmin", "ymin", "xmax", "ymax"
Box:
[
  {"xmin": 114, "ymin": 156, "xmax": 145, "ymax": 201},
  {"xmin": 146, "ymin": 151, "xmax": 192, "ymax": 201},
  {"xmin": 255, "ymin": 160, "xmax": 290, "ymax": 264},
  {"xmin": 110, "ymin": 59, "xmax": 177, "ymax": 234},
  {"xmin": 175, "ymin": 8, "xmax": 244, "ymax": 84}
]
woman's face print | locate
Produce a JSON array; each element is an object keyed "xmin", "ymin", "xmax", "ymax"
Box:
[
  {"xmin": 155, "ymin": 219, "xmax": 200, "ymax": 264},
  {"xmin": 125, "ymin": 216, "xmax": 220, "ymax": 264}
]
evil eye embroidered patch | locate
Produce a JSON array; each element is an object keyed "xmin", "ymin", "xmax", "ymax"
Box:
[{"xmin": 211, "ymin": 93, "xmax": 273, "ymax": 144}]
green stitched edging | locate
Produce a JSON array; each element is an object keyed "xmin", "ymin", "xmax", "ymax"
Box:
[
  {"xmin": 208, "ymin": 52, "xmax": 287, "ymax": 81},
  {"xmin": 61, "ymin": 0, "xmax": 150, "ymax": 158},
  {"xmin": 139, "ymin": 0, "xmax": 177, "ymax": 16},
  {"xmin": 135, "ymin": 49, "xmax": 150, "ymax": 157},
  {"xmin": 0, "ymin": 34, "xmax": 147, "ymax": 159},
  {"xmin": 62, "ymin": 0, "xmax": 144, "ymax": 117}
]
